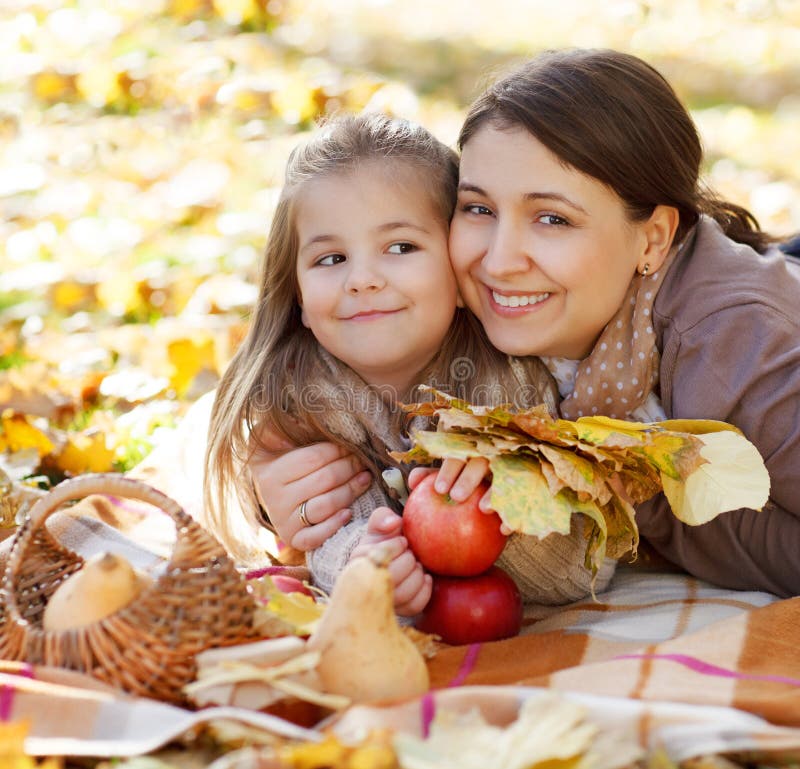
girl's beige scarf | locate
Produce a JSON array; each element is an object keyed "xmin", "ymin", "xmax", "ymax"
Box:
[{"xmin": 559, "ymin": 249, "xmax": 677, "ymax": 421}]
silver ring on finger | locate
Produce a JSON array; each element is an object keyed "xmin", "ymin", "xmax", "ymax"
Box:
[{"xmin": 298, "ymin": 499, "xmax": 311, "ymax": 527}]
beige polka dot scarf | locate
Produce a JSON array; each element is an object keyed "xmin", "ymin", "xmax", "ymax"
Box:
[{"xmin": 559, "ymin": 248, "xmax": 678, "ymax": 420}]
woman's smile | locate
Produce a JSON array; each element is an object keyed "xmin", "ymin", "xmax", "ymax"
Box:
[{"xmin": 488, "ymin": 287, "xmax": 552, "ymax": 311}]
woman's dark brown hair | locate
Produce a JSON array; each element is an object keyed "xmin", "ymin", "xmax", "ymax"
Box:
[{"xmin": 459, "ymin": 48, "xmax": 773, "ymax": 252}]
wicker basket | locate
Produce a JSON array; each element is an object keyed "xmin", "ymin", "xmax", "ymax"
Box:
[{"xmin": 0, "ymin": 474, "xmax": 260, "ymax": 703}]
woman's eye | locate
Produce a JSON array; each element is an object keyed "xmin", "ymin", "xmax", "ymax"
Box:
[
  {"xmin": 538, "ymin": 213, "xmax": 569, "ymax": 226},
  {"xmin": 387, "ymin": 242, "xmax": 417, "ymax": 254},
  {"xmin": 316, "ymin": 253, "xmax": 346, "ymax": 266},
  {"xmin": 463, "ymin": 203, "xmax": 493, "ymax": 216}
]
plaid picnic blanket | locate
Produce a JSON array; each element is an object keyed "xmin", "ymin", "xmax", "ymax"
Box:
[{"xmin": 4, "ymin": 513, "xmax": 800, "ymax": 761}]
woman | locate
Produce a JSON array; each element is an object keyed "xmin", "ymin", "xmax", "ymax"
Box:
[{"xmin": 253, "ymin": 49, "xmax": 800, "ymax": 597}]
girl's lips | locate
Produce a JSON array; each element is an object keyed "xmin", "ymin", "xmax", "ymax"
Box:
[
  {"xmin": 342, "ymin": 309, "xmax": 402, "ymax": 321},
  {"xmin": 486, "ymin": 286, "xmax": 552, "ymax": 314}
]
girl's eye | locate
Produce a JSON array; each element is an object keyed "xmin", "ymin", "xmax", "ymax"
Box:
[
  {"xmin": 316, "ymin": 253, "xmax": 346, "ymax": 266},
  {"xmin": 462, "ymin": 203, "xmax": 493, "ymax": 216},
  {"xmin": 538, "ymin": 213, "xmax": 569, "ymax": 226},
  {"xmin": 387, "ymin": 242, "xmax": 417, "ymax": 254}
]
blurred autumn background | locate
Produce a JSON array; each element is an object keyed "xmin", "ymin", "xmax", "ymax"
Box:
[{"xmin": 1, "ymin": 0, "xmax": 799, "ymax": 500}]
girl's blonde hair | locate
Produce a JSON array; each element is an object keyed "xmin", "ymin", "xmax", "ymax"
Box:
[{"xmin": 204, "ymin": 112, "xmax": 533, "ymax": 562}]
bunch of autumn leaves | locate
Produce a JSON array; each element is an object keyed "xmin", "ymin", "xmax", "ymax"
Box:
[{"xmin": 393, "ymin": 390, "xmax": 770, "ymax": 574}]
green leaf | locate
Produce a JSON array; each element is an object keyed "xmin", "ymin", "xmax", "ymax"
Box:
[
  {"xmin": 489, "ymin": 454, "xmax": 573, "ymax": 537},
  {"xmin": 413, "ymin": 430, "xmax": 489, "ymax": 460},
  {"xmin": 661, "ymin": 430, "xmax": 771, "ymax": 524}
]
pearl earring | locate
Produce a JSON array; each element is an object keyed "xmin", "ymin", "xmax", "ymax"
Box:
[{"xmin": 639, "ymin": 263, "xmax": 650, "ymax": 276}]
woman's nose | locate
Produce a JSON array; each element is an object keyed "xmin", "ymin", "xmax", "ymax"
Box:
[{"xmin": 481, "ymin": 220, "xmax": 533, "ymax": 277}]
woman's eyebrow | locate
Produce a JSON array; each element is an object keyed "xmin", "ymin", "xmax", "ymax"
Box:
[
  {"xmin": 524, "ymin": 191, "xmax": 588, "ymax": 214},
  {"xmin": 457, "ymin": 182, "xmax": 486, "ymax": 195},
  {"xmin": 458, "ymin": 183, "xmax": 587, "ymax": 214}
]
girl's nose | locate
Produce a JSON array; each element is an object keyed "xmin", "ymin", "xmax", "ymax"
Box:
[
  {"xmin": 344, "ymin": 259, "xmax": 385, "ymax": 293},
  {"xmin": 481, "ymin": 220, "xmax": 533, "ymax": 277}
]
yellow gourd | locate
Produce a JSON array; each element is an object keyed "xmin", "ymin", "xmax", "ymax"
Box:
[
  {"xmin": 307, "ymin": 551, "xmax": 429, "ymax": 703},
  {"xmin": 43, "ymin": 552, "xmax": 153, "ymax": 631}
]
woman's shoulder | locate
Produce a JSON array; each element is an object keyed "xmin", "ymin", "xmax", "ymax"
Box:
[{"xmin": 655, "ymin": 216, "xmax": 800, "ymax": 332}]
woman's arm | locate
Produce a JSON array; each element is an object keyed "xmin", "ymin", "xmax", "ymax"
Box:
[
  {"xmin": 645, "ymin": 297, "xmax": 800, "ymax": 596},
  {"xmin": 249, "ymin": 437, "xmax": 371, "ymax": 550}
]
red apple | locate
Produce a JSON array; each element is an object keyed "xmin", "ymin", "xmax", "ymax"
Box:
[
  {"xmin": 403, "ymin": 473, "xmax": 507, "ymax": 576},
  {"xmin": 271, "ymin": 574, "xmax": 314, "ymax": 598},
  {"xmin": 416, "ymin": 566, "xmax": 523, "ymax": 645}
]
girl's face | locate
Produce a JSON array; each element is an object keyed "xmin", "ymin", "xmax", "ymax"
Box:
[
  {"xmin": 295, "ymin": 162, "xmax": 458, "ymax": 393},
  {"xmin": 449, "ymin": 125, "xmax": 654, "ymax": 360}
]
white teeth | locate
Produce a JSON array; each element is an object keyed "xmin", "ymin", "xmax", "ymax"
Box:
[{"xmin": 492, "ymin": 290, "xmax": 549, "ymax": 308}]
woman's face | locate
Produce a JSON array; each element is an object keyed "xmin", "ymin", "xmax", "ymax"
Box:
[{"xmin": 449, "ymin": 125, "xmax": 652, "ymax": 360}]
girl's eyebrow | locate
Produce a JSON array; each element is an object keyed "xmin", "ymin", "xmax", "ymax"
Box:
[
  {"xmin": 299, "ymin": 221, "xmax": 430, "ymax": 255},
  {"xmin": 376, "ymin": 220, "xmax": 431, "ymax": 234},
  {"xmin": 299, "ymin": 234, "xmax": 337, "ymax": 254},
  {"xmin": 458, "ymin": 182, "xmax": 588, "ymax": 214}
]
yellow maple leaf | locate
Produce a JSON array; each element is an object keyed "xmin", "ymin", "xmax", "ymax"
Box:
[
  {"xmin": 213, "ymin": 0, "xmax": 260, "ymax": 24},
  {"xmin": 662, "ymin": 430, "xmax": 771, "ymax": 524},
  {"xmin": 0, "ymin": 719, "xmax": 62, "ymax": 768},
  {"xmin": 76, "ymin": 66, "xmax": 122, "ymax": 109},
  {"xmin": 280, "ymin": 735, "xmax": 348, "ymax": 768},
  {"xmin": 54, "ymin": 431, "xmax": 116, "ymax": 475},
  {"xmin": 167, "ymin": 336, "xmax": 217, "ymax": 396},
  {"xmin": 0, "ymin": 412, "xmax": 54, "ymax": 457}
]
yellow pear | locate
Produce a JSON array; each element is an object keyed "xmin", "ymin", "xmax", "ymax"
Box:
[{"xmin": 43, "ymin": 552, "xmax": 153, "ymax": 631}]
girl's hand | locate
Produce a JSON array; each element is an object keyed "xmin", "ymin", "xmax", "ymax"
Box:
[
  {"xmin": 250, "ymin": 438, "xmax": 372, "ymax": 551},
  {"xmin": 408, "ymin": 458, "xmax": 511, "ymax": 534},
  {"xmin": 350, "ymin": 507, "xmax": 433, "ymax": 616}
]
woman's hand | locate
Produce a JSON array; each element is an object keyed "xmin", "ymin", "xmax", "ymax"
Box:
[
  {"xmin": 250, "ymin": 437, "xmax": 372, "ymax": 551},
  {"xmin": 408, "ymin": 457, "xmax": 511, "ymax": 534},
  {"xmin": 350, "ymin": 507, "xmax": 432, "ymax": 616}
]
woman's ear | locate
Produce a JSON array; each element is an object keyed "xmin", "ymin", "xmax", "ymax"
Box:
[
  {"xmin": 456, "ymin": 291, "xmax": 465, "ymax": 308},
  {"xmin": 639, "ymin": 205, "xmax": 680, "ymax": 274}
]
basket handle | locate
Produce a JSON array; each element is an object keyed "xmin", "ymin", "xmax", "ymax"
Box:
[{"xmin": 5, "ymin": 473, "xmax": 225, "ymax": 577}]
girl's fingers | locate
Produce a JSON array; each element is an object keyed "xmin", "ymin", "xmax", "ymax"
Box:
[
  {"xmin": 449, "ymin": 457, "xmax": 490, "ymax": 502},
  {"xmin": 386, "ymin": 548, "xmax": 418, "ymax": 587},
  {"xmin": 408, "ymin": 467, "xmax": 436, "ymax": 491},
  {"xmin": 479, "ymin": 486, "xmax": 493, "ymax": 512},
  {"xmin": 290, "ymin": 508, "xmax": 351, "ymax": 551},
  {"xmin": 433, "ymin": 457, "xmax": 466, "ymax": 494},
  {"xmin": 366, "ymin": 506, "xmax": 403, "ymax": 536},
  {"xmin": 395, "ymin": 569, "xmax": 433, "ymax": 616},
  {"xmin": 351, "ymin": 535, "xmax": 407, "ymax": 564}
]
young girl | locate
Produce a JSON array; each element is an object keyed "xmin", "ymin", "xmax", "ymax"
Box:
[
  {"xmin": 256, "ymin": 51, "xmax": 800, "ymax": 599},
  {"xmin": 203, "ymin": 113, "xmax": 612, "ymax": 614}
]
